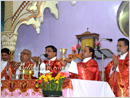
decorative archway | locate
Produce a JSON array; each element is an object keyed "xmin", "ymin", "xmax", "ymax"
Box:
[{"xmin": 1, "ymin": 1, "xmax": 59, "ymax": 59}]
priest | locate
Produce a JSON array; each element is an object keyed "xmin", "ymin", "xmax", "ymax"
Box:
[
  {"xmin": 62, "ymin": 46, "xmax": 101, "ymax": 81},
  {"xmin": 32, "ymin": 45, "xmax": 63, "ymax": 78},
  {"xmin": 13, "ymin": 49, "xmax": 35, "ymax": 79},
  {"xmin": 1, "ymin": 48, "xmax": 16, "ymax": 80},
  {"xmin": 105, "ymin": 38, "xmax": 129, "ymax": 97}
]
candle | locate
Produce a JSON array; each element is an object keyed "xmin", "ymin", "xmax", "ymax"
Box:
[
  {"xmin": 23, "ymin": 69, "xmax": 25, "ymax": 74},
  {"xmin": 16, "ymin": 74, "xmax": 19, "ymax": 80}
]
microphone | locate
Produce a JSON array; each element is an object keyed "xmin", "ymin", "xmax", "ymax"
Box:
[
  {"xmin": 39, "ymin": 54, "xmax": 48, "ymax": 59},
  {"xmin": 99, "ymin": 38, "xmax": 113, "ymax": 42},
  {"xmin": 97, "ymin": 38, "xmax": 113, "ymax": 50},
  {"xmin": 44, "ymin": 54, "xmax": 48, "ymax": 58},
  {"xmin": 106, "ymin": 38, "xmax": 113, "ymax": 42},
  {"xmin": 38, "ymin": 53, "xmax": 48, "ymax": 78}
]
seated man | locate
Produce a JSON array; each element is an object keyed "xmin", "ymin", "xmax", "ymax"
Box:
[
  {"xmin": 105, "ymin": 38, "xmax": 129, "ymax": 97},
  {"xmin": 1, "ymin": 48, "xmax": 16, "ymax": 80},
  {"xmin": 13, "ymin": 49, "xmax": 35, "ymax": 79},
  {"xmin": 63, "ymin": 46, "xmax": 101, "ymax": 81},
  {"xmin": 32, "ymin": 45, "xmax": 63, "ymax": 78}
]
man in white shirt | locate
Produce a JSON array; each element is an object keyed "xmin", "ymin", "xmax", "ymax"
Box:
[
  {"xmin": 32, "ymin": 45, "xmax": 63, "ymax": 78},
  {"xmin": 105, "ymin": 38, "xmax": 129, "ymax": 97}
]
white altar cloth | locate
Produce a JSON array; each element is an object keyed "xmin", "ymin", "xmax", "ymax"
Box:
[{"xmin": 71, "ymin": 79, "xmax": 115, "ymax": 97}]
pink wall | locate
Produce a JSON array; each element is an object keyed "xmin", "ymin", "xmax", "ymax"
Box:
[{"xmin": 14, "ymin": 1, "xmax": 128, "ymax": 70}]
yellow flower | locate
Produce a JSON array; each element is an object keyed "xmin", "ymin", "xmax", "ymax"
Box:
[
  {"xmin": 44, "ymin": 79, "xmax": 48, "ymax": 82},
  {"xmin": 44, "ymin": 76, "xmax": 48, "ymax": 82},
  {"xmin": 39, "ymin": 77, "xmax": 42, "ymax": 80},
  {"xmin": 55, "ymin": 81, "xmax": 58, "ymax": 84},
  {"xmin": 49, "ymin": 72, "xmax": 52, "ymax": 74},
  {"xmin": 52, "ymin": 77, "xmax": 55, "ymax": 80},
  {"xmin": 36, "ymin": 79, "xmax": 38, "ymax": 81},
  {"xmin": 62, "ymin": 76, "xmax": 65, "ymax": 78},
  {"xmin": 57, "ymin": 73, "xmax": 61, "ymax": 77},
  {"xmin": 48, "ymin": 75, "xmax": 52, "ymax": 79},
  {"xmin": 41, "ymin": 75, "xmax": 45, "ymax": 78},
  {"xmin": 55, "ymin": 76, "xmax": 59, "ymax": 80},
  {"xmin": 49, "ymin": 78, "xmax": 53, "ymax": 81}
]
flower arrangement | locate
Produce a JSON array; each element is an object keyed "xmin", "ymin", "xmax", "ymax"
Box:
[
  {"xmin": 72, "ymin": 47, "xmax": 76, "ymax": 54},
  {"xmin": 76, "ymin": 44, "xmax": 81, "ymax": 53},
  {"xmin": 95, "ymin": 41, "xmax": 101, "ymax": 49},
  {"xmin": 76, "ymin": 44, "xmax": 81, "ymax": 50},
  {"xmin": 36, "ymin": 72, "xmax": 69, "ymax": 91}
]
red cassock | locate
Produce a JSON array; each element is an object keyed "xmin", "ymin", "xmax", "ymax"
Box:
[
  {"xmin": 43, "ymin": 58, "xmax": 63, "ymax": 74},
  {"xmin": 105, "ymin": 52, "xmax": 129, "ymax": 97},
  {"xmin": 69, "ymin": 59, "xmax": 101, "ymax": 81}
]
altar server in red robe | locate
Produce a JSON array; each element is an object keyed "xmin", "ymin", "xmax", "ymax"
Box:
[
  {"xmin": 1, "ymin": 48, "xmax": 16, "ymax": 80},
  {"xmin": 105, "ymin": 38, "xmax": 129, "ymax": 97},
  {"xmin": 63, "ymin": 46, "xmax": 101, "ymax": 81},
  {"xmin": 32, "ymin": 45, "xmax": 63, "ymax": 77}
]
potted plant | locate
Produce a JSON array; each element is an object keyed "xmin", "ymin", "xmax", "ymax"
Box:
[{"xmin": 36, "ymin": 72, "xmax": 69, "ymax": 97}]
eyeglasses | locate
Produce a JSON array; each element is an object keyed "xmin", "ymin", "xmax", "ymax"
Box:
[{"xmin": 20, "ymin": 52, "xmax": 30, "ymax": 55}]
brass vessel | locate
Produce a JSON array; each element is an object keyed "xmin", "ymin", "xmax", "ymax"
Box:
[{"xmin": 60, "ymin": 48, "xmax": 67, "ymax": 60}]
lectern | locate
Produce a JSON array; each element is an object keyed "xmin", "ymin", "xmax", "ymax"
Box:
[{"xmin": 95, "ymin": 48, "xmax": 113, "ymax": 81}]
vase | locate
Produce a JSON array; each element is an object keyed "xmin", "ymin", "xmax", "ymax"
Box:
[
  {"xmin": 78, "ymin": 49, "xmax": 80, "ymax": 54},
  {"xmin": 42, "ymin": 90, "xmax": 62, "ymax": 97}
]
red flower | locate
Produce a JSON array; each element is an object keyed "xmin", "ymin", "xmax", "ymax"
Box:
[
  {"xmin": 64, "ymin": 72, "xmax": 69, "ymax": 78},
  {"xmin": 40, "ymin": 73, "xmax": 43, "ymax": 76},
  {"xmin": 60, "ymin": 72, "xmax": 65, "ymax": 76},
  {"xmin": 95, "ymin": 41, "xmax": 101, "ymax": 47},
  {"xmin": 39, "ymin": 80, "xmax": 43, "ymax": 84},
  {"xmin": 45, "ymin": 73, "xmax": 49, "ymax": 76},
  {"xmin": 76, "ymin": 44, "xmax": 81, "ymax": 49},
  {"xmin": 52, "ymin": 72, "xmax": 57, "ymax": 77}
]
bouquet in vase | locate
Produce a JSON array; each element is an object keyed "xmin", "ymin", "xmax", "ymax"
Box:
[
  {"xmin": 36, "ymin": 72, "xmax": 69, "ymax": 92},
  {"xmin": 76, "ymin": 44, "xmax": 81, "ymax": 53}
]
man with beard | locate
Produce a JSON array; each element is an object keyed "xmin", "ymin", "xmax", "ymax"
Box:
[
  {"xmin": 32, "ymin": 45, "xmax": 63, "ymax": 78},
  {"xmin": 105, "ymin": 38, "xmax": 129, "ymax": 97},
  {"xmin": 63, "ymin": 46, "xmax": 101, "ymax": 81}
]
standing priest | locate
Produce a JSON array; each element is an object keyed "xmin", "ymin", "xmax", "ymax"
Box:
[
  {"xmin": 32, "ymin": 45, "xmax": 63, "ymax": 78},
  {"xmin": 105, "ymin": 38, "xmax": 129, "ymax": 97},
  {"xmin": 1, "ymin": 48, "xmax": 16, "ymax": 80},
  {"xmin": 62, "ymin": 46, "xmax": 101, "ymax": 81}
]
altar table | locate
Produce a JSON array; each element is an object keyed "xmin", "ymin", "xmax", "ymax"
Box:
[{"xmin": 1, "ymin": 79, "xmax": 115, "ymax": 97}]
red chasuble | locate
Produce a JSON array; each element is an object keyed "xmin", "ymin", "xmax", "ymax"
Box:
[
  {"xmin": 105, "ymin": 52, "xmax": 129, "ymax": 97},
  {"xmin": 21, "ymin": 60, "xmax": 35, "ymax": 79},
  {"xmin": 1, "ymin": 61, "xmax": 15, "ymax": 80},
  {"xmin": 43, "ymin": 58, "xmax": 63, "ymax": 74},
  {"xmin": 69, "ymin": 59, "xmax": 101, "ymax": 81}
]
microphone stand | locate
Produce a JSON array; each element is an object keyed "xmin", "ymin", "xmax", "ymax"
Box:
[
  {"xmin": 96, "ymin": 38, "xmax": 112, "ymax": 81},
  {"xmin": 38, "ymin": 54, "xmax": 44, "ymax": 78},
  {"xmin": 97, "ymin": 44, "xmax": 105, "ymax": 81},
  {"xmin": 38, "ymin": 54, "xmax": 48, "ymax": 78}
]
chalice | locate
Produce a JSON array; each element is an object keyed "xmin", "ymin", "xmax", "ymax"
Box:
[
  {"xmin": 60, "ymin": 48, "xmax": 67, "ymax": 60},
  {"xmin": 28, "ymin": 70, "xmax": 34, "ymax": 80},
  {"xmin": 19, "ymin": 69, "xmax": 26, "ymax": 80}
]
